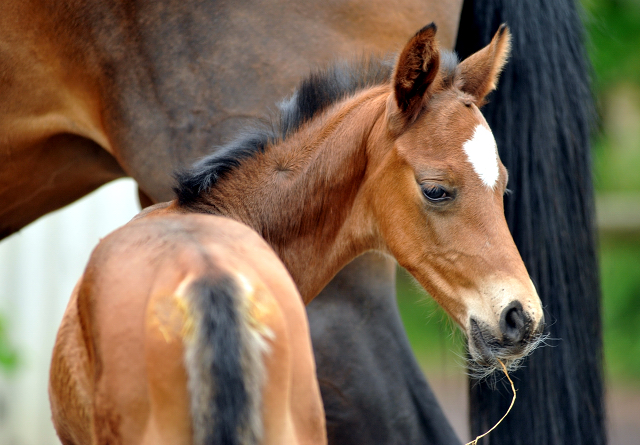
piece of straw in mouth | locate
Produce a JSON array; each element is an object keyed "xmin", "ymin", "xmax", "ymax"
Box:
[{"xmin": 465, "ymin": 360, "xmax": 516, "ymax": 445}]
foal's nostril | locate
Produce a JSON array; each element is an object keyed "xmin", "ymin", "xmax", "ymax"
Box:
[{"xmin": 499, "ymin": 301, "xmax": 528, "ymax": 344}]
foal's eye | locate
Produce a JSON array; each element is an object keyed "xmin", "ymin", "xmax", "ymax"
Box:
[{"xmin": 422, "ymin": 185, "xmax": 451, "ymax": 203}]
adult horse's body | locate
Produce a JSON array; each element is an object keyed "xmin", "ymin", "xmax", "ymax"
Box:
[
  {"xmin": 50, "ymin": 26, "xmax": 545, "ymax": 445},
  {"xmin": 1, "ymin": 1, "xmax": 603, "ymax": 444}
]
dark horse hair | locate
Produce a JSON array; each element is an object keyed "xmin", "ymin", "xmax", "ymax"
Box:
[{"xmin": 456, "ymin": 0, "xmax": 604, "ymax": 444}]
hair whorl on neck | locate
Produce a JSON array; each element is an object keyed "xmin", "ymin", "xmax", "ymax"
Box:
[{"xmin": 173, "ymin": 57, "xmax": 395, "ymax": 207}]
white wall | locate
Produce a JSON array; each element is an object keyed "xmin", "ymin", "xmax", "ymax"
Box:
[{"xmin": 0, "ymin": 179, "xmax": 140, "ymax": 445}]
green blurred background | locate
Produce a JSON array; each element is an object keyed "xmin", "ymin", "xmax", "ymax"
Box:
[
  {"xmin": 587, "ymin": 0, "xmax": 640, "ymax": 384},
  {"xmin": 395, "ymin": 0, "xmax": 640, "ymax": 387}
]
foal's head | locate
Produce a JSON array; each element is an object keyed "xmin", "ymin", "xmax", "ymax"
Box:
[{"xmin": 371, "ymin": 24, "xmax": 544, "ymax": 372}]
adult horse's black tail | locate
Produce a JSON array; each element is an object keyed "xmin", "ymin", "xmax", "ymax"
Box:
[{"xmin": 456, "ymin": 1, "xmax": 605, "ymax": 444}]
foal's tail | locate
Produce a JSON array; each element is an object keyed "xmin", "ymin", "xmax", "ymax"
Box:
[
  {"xmin": 456, "ymin": 1, "xmax": 604, "ymax": 444},
  {"xmin": 183, "ymin": 274, "xmax": 267, "ymax": 445}
]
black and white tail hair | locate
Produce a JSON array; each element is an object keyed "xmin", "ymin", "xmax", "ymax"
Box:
[{"xmin": 183, "ymin": 274, "xmax": 270, "ymax": 445}]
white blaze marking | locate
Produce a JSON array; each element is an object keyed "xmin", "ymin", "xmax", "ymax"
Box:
[{"xmin": 463, "ymin": 125, "xmax": 500, "ymax": 189}]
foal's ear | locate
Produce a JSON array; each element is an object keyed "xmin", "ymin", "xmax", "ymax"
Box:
[
  {"xmin": 391, "ymin": 23, "xmax": 440, "ymax": 123},
  {"xmin": 456, "ymin": 24, "xmax": 511, "ymax": 106}
]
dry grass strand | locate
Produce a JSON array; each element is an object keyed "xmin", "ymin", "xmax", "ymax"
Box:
[{"xmin": 465, "ymin": 360, "xmax": 515, "ymax": 445}]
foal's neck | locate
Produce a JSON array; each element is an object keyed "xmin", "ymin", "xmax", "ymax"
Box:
[{"xmin": 206, "ymin": 87, "xmax": 388, "ymax": 302}]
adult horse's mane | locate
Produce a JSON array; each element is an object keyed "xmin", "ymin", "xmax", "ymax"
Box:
[{"xmin": 175, "ymin": 52, "xmax": 462, "ymax": 206}]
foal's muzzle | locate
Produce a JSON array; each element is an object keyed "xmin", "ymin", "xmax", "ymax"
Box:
[{"xmin": 469, "ymin": 301, "xmax": 545, "ymax": 368}]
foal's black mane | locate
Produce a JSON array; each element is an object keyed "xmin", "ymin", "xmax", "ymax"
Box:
[
  {"xmin": 174, "ymin": 57, "xmax": 394, "ymax": 206},
  {"xmin": 174, "ymin": 49, "xmax": 462, "ymax": 208}
]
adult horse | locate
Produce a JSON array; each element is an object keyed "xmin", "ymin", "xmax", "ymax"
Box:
[
  {"xmin": 0, "ymin": 0, "xmax": 602, "ymax": 444},
  {"xmin": 50, "ymin": 26, "xmax": 546, "ymax": 444}
]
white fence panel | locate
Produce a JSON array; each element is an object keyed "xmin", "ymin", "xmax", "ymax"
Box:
[{"xmin": 0, "ymin": 179, "xmax": 139, "ymax": 445}]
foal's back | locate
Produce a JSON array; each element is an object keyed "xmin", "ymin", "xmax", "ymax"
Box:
[{"xmin": 49, "ymin": 207, "xmax": 326, "ymax": 445}]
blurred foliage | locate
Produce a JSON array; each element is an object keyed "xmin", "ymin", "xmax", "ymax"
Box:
[
  {"xmin": 0, "ymin": 314, "xmax": 19, "ymax": 373},
  {"xmin": 583, "ymin": 0, "xmax": 640, "ymax": 382},
  {"xmin": 600, "ymin": 238, "xmax": 640, "ymax": 382},
  {"xmin": 584, "ymin": 0, "xmax": 640, "ymax": 193},
  {"xmin": 583, "ymin": 0, "xmax": 640, "ymax": 89}
]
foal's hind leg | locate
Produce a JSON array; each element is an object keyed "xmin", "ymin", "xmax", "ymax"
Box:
[{"xmin": 49, "ymin": 281, "xmax": 94, "ymax": 445}]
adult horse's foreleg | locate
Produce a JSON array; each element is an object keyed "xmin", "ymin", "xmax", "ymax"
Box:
[{"xmin": 308, "ymin": 253, "xmax": 461, "ymax": 445}]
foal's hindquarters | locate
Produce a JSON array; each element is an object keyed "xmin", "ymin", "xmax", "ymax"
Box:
[{"xmin": 49, "ymin": 211, "xmax": 326, "ymax": 445}]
